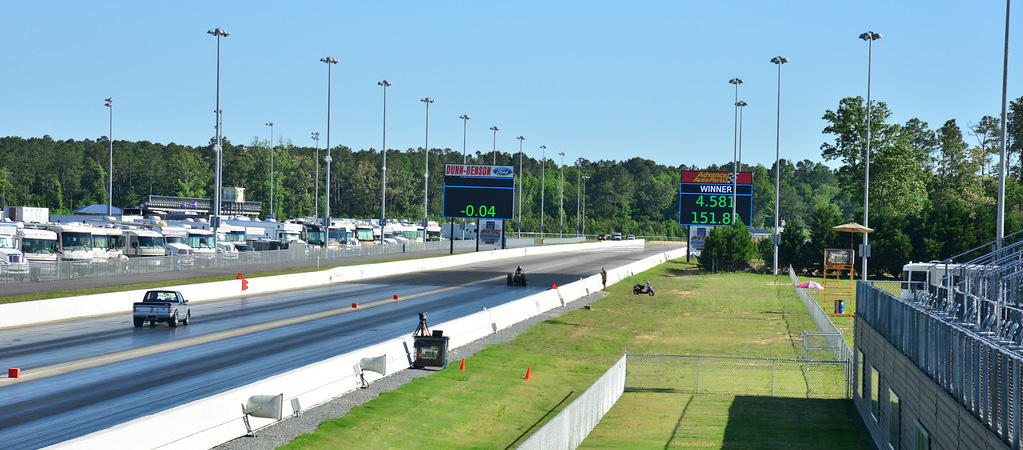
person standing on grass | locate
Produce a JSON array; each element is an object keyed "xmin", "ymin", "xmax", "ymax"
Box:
[{"xmin": 601, "ymin": 267, "xmax": 607, "ymax": 289}]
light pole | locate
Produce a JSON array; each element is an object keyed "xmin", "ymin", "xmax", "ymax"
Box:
[
  {"xmin": 516, "ymin": 135, "xmax": 525, "ymax": 238},
  {"xmin": 321, "ymin": 56, "xmax": 338, "ymax": 230},
  {"xmin": 312, "ymin": 132, "xmax": 320, "ymax": 217},
  {"xmin": 770, "ymin": 56, "xmax": 788, "ymax": 276},
  {"xmin": 729, "ymin": 77, "xmax": 743, "ymax": 218},
  {"xmin": 559, "ymin": 151, "xmax": 565, "ymax": 238},
  {"xmin": 421, "ymin": 98, "xmax": 434, "ymax": 234},
  {"xmin": 585, "ymin": 173, "xmax": 593, "ymax": 235},
  {"xmin": 378, "ymin": 80, "xmax": 392, "ymax": 245},
  {"xmin": 460, "ymin": 115, "xmax": 471, "ymax": 163},
  {"xmin": 104, "ymin": 97, "xmax": 113, "ymax": 215},
  {"xmin": 459, "ymin": 114, "xmax": 471, "ymax": 240},
  {"xmin": 265, "ymin": 122, "xmax": 274, "ymax": 218},
  {"xmin": 860, "ymin": 30, "xmax": 882, "ymax": 281},
  {"xmin": 490, "ymin": 126, "xmax": 500, "ymax": 165},
  {"xmin": 735, "ymin": 100, "xmax": 747, "ymax": 224},
  {"xmin": 998, "ymin": 1, "xmax": 1011, "ymax": 249},
  {"xmin": 576, "ymin": 160, "xmax": 581, "ymax": 236},
  {"xmin": 540, "ymin": 145, "xmax": 546, "ymax": 242},
  {"xmin": 208, "ymin": 27, "xmax": 229, "ymax": 242}
]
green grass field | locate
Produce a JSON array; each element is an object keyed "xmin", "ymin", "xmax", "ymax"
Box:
[{"xmin": 280, "ymin": 261, "xmax": 872, "ymax": 449}]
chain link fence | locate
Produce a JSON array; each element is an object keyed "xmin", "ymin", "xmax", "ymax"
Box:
[
  {"xmin": 0, "ymin": 239, "xmax": 536, "ymax": 285},
  {"xmin": 625, "ymin": 354, "xmax": 849, "ymax": 399}
]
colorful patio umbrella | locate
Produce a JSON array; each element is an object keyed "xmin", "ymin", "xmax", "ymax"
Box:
[{"xmin": 796, "ymin": 280, "xmax": 823, "ymax": 290}]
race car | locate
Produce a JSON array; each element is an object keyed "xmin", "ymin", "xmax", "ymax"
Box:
[{"xmin": 507, "ymin": 266, "xmax": 528, "ymax": 286}]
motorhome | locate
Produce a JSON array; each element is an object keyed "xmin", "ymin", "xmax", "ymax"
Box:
[
  {"xmin": 182, "ymin": 226, "xmax": 216, "ymax": 260},
  {"xmin": 328, "ymin": 220, "xmax": 357, "ymax": 246},
  {"xmin": 90, "ymin": 226, "xmax": 126, "ymax": 261},
  {"xmin": 122, "ymin": 228, "xmax": 166, "ymax": 258},
  {"xmin": 43, "ymin": 223, "xmax": 96, "ymax": 264},
  {"xmin": 355, "ymin": 224, "xmax": 376, "ymax": 245},
  {"xmin": 297, "ymin": 220, "xmax": 326, "ymax": 247},
  {"xmin": 155, "ymin": 225, "xmax": 194, "ymax": 257},
  {"xmin": 901, "ymin": 261, "xmax": 969, "ymax": 301},
  {"xmin": 0, "ymin": 223, "xmax": 30, "ymax": 278},
  {"xmin": 17, "ymin": 227, "xmax": 57, "ymax": 279},
  {"xmin": 426, "ymin": 222, "xmax": 442, "ymax": 241}
]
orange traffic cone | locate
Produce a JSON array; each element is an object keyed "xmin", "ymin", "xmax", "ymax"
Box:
[
  {"xmin": 459, "ymin": 358, "xmax": 466, "ymax": 371},
  {"xmin": 524, "ymin": 366, "xmax": 532, "ymax": 380},
  {"xmin": 549, "ymin": 282, "xmax": 558, "ymax": 290},
  {"xmin": 236, "ymin": 273, "xmax": 244, "ymax": 279}
]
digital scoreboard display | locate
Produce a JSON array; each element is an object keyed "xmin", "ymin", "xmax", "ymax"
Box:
[
  {"xmin": 443, "ymin": 164, "xmax": 515, "ymax": 220},
  {"xmin": 678, "ymin": 171, "xmax": 753, "ymax": 227}
]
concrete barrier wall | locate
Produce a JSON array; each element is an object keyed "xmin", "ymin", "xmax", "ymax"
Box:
[
  {"xmin": 50, "ymin": 245, "xmax": 686, "ymax": 450},
  {"xmin": 1, "ymin": 240, "xmax": 645, "ymax": 329}
]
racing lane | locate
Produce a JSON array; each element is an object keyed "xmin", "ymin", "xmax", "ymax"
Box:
[{"xmin": 0, "ymin": 243, "xmax": 679, "ymax": 449}]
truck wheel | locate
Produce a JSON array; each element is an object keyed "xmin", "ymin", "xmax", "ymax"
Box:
[
  {"xmin": 168, "ymin": 313, "xmax": 178, "ymax": 328},
  {"xmin": 133, "ymin": 318, "xmax": 143, "ymax": 328},
  {"xmin": 182, "ymin": 311, "xmax": 190, "ymax": 326}
]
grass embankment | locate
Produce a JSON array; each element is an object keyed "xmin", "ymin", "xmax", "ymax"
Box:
[{"xmin": 282, "ymin": 261, "xmax": 871, "ymax": 449}]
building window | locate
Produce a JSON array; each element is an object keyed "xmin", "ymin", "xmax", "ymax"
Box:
[
  {"xmin": 914, "ymin": 420, "xmax": 930, "ymax": 450},
  {"xmin": 857, "ymin": 350, "xmax": 865, "ymax": 398},
  {"xmin": 889, "ymin": 389, "xmax": 900, "ymax": 449},
  {"xmin": 870, "ymin": 367, "xmax": 879, "ymax": 421}
]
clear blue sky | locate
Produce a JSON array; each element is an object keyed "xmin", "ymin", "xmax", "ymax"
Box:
[{"xmin": 2, "ymin": 1, "xmax": 1018, "ymax": 170}]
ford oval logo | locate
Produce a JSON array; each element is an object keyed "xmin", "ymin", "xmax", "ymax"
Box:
[{"xmin": 493, "ymin": 167, "xmax": 512, "ymax": 176}]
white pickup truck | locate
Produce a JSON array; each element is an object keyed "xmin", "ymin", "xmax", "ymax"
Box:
[{"xmin": 132, "ymin": 290, "xmax": 191, "ymax": 328}]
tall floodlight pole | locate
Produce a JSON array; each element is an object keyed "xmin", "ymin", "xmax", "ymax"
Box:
[
  {"xmin": 860, "ymin": 31, "xmax": 882, "ymax": 281},
  {"xmin": 585, "ymin": 174, "xmax": 593, "ymax": 235},
  {"xmin": 516, "ymin": 135, "xmax": 525, "ymax": 238},
  {"xmin": 735, "ymin": 100, "xmax": 747, "ymax": 224},
  {"xmin": 208, "ymin": 27, "xmax": 229, "ymax": 243},
  {"xmin": 729, "ymin": 77, "xmax": 743, "ymax": 218},
  {"xmin": 378, "ymin": 80, "xmax": 392, "ymax": 245},
  {"xmin": 576, "ymin": 160, "xmax": 581, "ymax": 236},
  {"xmin": 459, "ymin": 114, "xmax": 471, "ymax": 240},
  {"xmin": 321, "ymin": 56, "xmax": 338, "ymax": 230},
  {"xmin": 104, "ymin": 98, "xmax": 113, "ymax": 215},
  {"xmin": 265, "ymin": 122, "xmax": 274, "ymax": 218},
  {"xmin": 558, "ymin": 151, "xmax": 565, "ymax": 238},
  {"xmin": 540, "ymin": 145, "xmax": 546, "ymax": 242},
  {"xmin": 460, "ymin": 115, "xmax": 472, "ymax": 163},
  {"xmin": 421, "ymin": 98, "xmax": 434, "ymax": 233},
  {"xmin": 998, "ymin": 2, "xmax": 1011, "ymax": 249},
  {"xmin": 312, "ymin": 132, "xmax": 320, "ymax": 217},
  {"xmin": 490, "ymin": 126, "xmax": 500, "ymax": 165},
  {"xmin": 770, "ymin": 56, "xmax": 788, "ymax": 276}
]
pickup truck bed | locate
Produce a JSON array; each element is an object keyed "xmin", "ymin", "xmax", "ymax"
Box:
[{"xmin": 132, "ymin": 290, "xmax": 190, "ymax": 328}]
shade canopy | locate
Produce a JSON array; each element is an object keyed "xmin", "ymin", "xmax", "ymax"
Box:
[{"xmin": 832, "ymin": 222, "xmax": 874, "ymax": 233}]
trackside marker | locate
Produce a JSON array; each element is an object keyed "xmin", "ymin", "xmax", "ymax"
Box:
[{"xmin": 9, "ymin": 368, "xmax": 21, "ymax": 378}]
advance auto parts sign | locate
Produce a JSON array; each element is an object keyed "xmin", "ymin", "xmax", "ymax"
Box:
[{"xmin": 678, "ymin": 170, "xmax": 753, "ymax": 227}]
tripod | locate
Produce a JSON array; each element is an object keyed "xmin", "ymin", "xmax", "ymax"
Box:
[{"xmin": 414, "ymin": 311, "xmax": 430, "ymax": 337}]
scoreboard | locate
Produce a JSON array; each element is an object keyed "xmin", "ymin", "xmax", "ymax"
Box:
[
  {"xmin": 678, "ymin": 171, "xmax": 753, "ymax": 227},
  {"xmin": 442, "ymin": 164, "xmax": 515, "ymax": 220}
]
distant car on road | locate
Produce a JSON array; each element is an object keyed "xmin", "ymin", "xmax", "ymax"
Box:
[
  {"xmin": 597, "ymin": 234, "xmax": 608, "ymax": 241},
  {"xmin": 612, "ymin": 232, "xmax": 622, "ymax": 241},
  {"xmin": 626, "ymin": 234, "xmax": 636, "ymax": 240}
]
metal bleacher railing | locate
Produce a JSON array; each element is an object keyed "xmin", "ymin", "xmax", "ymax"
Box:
[{"xmin": 859, "ymin": 230, "xmax": 1023, "ymax": 448}]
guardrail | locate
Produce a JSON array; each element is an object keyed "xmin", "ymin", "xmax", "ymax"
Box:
[
  {"xmin": 0, "ymin": 240, "xmax": 654, "ymax": 329},
  {"xmin": 48, "ymin": 244, "xmax": 688, "ymax": 449}
]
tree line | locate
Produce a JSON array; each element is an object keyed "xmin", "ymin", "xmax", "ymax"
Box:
[{"xmin": 5, "ymin": 95, "xmax": 1023, "ymax": 277}]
